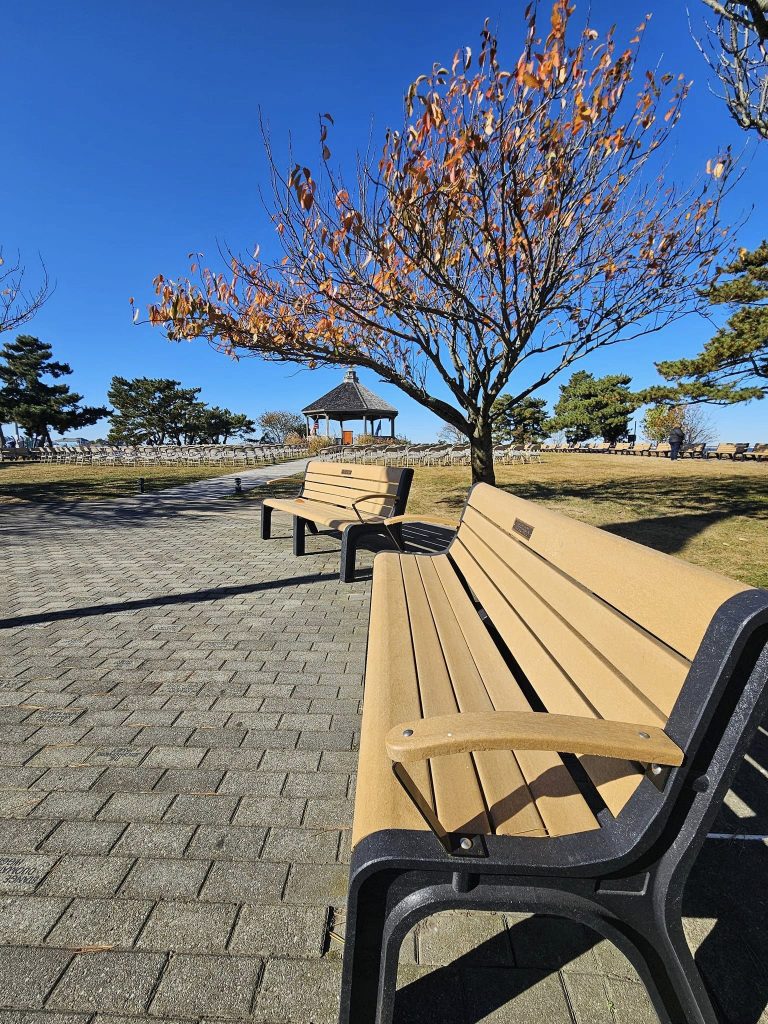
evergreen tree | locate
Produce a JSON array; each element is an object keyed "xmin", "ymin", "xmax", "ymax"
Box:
[
  {"xmin": 491, "ymin": 396, "xmax": 549, "ymax": 445},
  {"xmin": 548, "ymin": 371, "xmax": 638, "ymax": 444},
  {"xmin": 184, "ymin": 405, "xmax": 256, "ymax": 444},
  {"xmin": 107, "ymin": 377, "xmax": 256, "ymax": 445},
  {"xmin": 107, "ymin": 377, "xmax": 202, "ymax": 445},
  {"xmin": 0, "ymin": 335, "xmax": 107, "ymax": 446},
  {"xmin": 643, "ymin": 243, "xmax": 768, "ymax": 406}
]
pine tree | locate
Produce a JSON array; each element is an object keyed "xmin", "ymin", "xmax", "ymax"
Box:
[
  {"xmin": 548, "ymin": 371, "xmax": 639, "ymax": 444},
  {"xmin": 0, "ymin": 335, "xmax": 108, "ymax": 446},
  {"xmin": 644, "ymin": 243, "xmax": 768, "ymax": 404},
  {"xmin": 491, "ymin": 396, "xmax": 549, "ymax": 445},
  {"xmin": 107, "ymin": 377, "xmax": 203, "ymax": 445}
]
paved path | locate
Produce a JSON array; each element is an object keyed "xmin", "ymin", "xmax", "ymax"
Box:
[
  {"xmin": 135, "ymin": 458, "xmax": 311, "ymax": 505},
  {"xmin": 0, "ymin": 489, "xmax": 767, "ymax": 1023}
]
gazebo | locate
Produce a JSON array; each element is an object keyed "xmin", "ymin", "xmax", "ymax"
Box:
[{"xmin": 302, "ymin": 369, "xmax": 398, "ymax": 442}]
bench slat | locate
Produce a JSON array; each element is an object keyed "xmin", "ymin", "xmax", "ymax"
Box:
[
  {"xmin": 450, "ymin": 536, "xmax": 644, "ymax": 816},
  {"xmin": 400, "ymin": 556, "xmax": 492, "ymax": 836},
  {"xmin": 468, "ymin": 484, "xmax": 746, "ymax": 661},
  {"xmin": 461, "ymin": 505, "xmax": 687, "ymax": 719},
  {"xmin": 264, "ymin": 497, "xmax": 358, "ymax": 530},
  {"xmin": 414, "ymin": 556, "xmax": 548, "ymax": 837},
  {"xmin": 351, "ymin": 554, "xmax": 433, "ymax": 848},
  {"xmin": 429, "ymin": 555, "xmax": 600, "ymax": 836},
  {"xmin": 306, "ymin": 462, "xmax": 406, "ymax": 484}
]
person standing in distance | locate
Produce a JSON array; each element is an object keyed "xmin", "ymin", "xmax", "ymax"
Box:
[{"xmin": 669, "ymin": 424, "xmax": 685, "ymax": 461}]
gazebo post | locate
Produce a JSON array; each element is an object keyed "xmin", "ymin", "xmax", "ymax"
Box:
[{"xmin": 390, "ymin": 417, "xmax": 395, "ymax": 438}]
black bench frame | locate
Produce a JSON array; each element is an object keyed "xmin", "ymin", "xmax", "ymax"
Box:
[
  {"xmin": 339, "ymin": 575, "xmax": 768, "ymax": 1024},
  {"xmin": 261, "ymin": 466, "xmax": 414, "ymax": 582}
]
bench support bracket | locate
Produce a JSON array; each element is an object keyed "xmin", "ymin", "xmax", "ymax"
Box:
[{"xmin": 391, "ymin": 763, "xmax": 487, "ymax": 858}]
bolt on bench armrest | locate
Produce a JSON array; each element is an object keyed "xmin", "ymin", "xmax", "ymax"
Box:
[{"xmin": 385, "ymin": 711, "xmax": 684, "ymax": 767}]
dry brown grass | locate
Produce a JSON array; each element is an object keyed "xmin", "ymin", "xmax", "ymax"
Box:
[
  {"xmin": 263, "ymin": 454, "xmax": 768, "ymax": 588},
  {"xmin": 0, "ymin": 463, "xmax": 229, "ymax": 504}
]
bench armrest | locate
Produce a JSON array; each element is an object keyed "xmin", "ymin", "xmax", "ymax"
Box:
[
  {"xmin": 386, "ymin": 711, "xmax": 684, "ymax": 766},
  {"xmin": 383, "ymin": 514, "xmax": 458, "ymax": 529},
  {"xmin": 349, "ymin": 492, "xmax": 399, "ymax": 523}
]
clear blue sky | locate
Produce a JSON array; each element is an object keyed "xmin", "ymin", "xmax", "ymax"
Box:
[{"xmin": 2, "ymin": 1, "xmax": 766, "ymax": 442}]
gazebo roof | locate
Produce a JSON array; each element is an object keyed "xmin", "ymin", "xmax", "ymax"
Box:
[{"xmin": 302, "ymin": 370, "xmax": 398, "ymax": 418}]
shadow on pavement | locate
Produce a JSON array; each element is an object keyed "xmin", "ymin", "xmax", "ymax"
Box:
[{"xmin": 396, "ymin": 724, "xmax": 768, "ymax": 1024}]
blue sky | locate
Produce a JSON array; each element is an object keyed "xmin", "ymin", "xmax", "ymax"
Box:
[{"xmin": 2, "ymin": 0, "xmax": 766, "ymax": 442}]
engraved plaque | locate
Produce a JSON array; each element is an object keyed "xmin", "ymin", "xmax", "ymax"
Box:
[{"xmin": 512, "ymin": 518, "xmax": 534, "ymax": 541}]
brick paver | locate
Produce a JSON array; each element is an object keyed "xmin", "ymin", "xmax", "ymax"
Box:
[{"xmin": 1, "ymin": 487, "xmax": 766, "ymax": 1023}]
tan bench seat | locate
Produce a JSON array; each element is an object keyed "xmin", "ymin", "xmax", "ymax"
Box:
[
  {"xmin": 339, "ymin": 481, "xmax": 768, "ymax": 1024},
  {"xmin": 353, "ymin": 483, "xmax": 747, "ymax": 851},
  {"xmin": 261, "ymin": 460, "xmax": 414, "ymax": 582}
]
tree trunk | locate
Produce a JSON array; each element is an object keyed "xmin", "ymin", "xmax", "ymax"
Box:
[{"xmin": 469, "ymin": 422, "xmax": 496, "ymax": 486}]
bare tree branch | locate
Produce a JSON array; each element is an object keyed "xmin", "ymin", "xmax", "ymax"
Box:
[
  {"xmin": 695, "ymin": 0, "xmax": 768, "ymax": 137},
  {"xmin": 0, "ymin": 248, "xmax": 52, "ymax": 336}
]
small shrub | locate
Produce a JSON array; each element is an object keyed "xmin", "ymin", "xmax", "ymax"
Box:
[
  {"xmin": 284, "ymin": 431, "xmax": 308, "ymax": 446},
  {"xmin": 307, "ymin": 435, "xmax": 336, "ymax": 455}
]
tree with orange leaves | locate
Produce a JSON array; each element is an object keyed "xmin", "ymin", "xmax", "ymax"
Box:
[{"xmin": 144, "ymin": 3, "xmax": 733, "ymax": 484}]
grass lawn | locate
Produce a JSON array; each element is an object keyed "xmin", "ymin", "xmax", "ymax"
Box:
[
  {"xmin": 262, "ymin": 454, "xmax": 768, "ymax": 588},
  {"xmin": 0, "ymin": 463, "xmax": 231, "ymax": 504},
  {"xmin": 4, "ymin": 455, "xmax": 766, "ymax": 588}
]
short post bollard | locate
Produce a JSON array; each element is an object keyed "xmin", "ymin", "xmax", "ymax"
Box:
[
  {"xmin": 138, "ymin": 477, "xmax": 145, "ymax": 494},
  {"xmin": 234, "ymin": 477, "xmax": 243, "ymax": 495}
]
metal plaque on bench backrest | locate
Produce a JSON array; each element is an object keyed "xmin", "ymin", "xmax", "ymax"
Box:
[
  {"xmin": 341, "ymin": 469, "xmax": 352, "ymax": 475},
  {"xmin": 512, "ymin": 518, "xmax": 534, "ymax": 541}
]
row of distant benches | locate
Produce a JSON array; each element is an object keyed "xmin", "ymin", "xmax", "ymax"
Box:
[{"xmin": 547, "ymin": 441, "xmax": 767, "ymax": 459}]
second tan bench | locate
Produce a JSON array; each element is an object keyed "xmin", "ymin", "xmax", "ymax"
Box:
[{"xmin": 260, "ymin": 460, "xmax": 418, "ymax": 582}]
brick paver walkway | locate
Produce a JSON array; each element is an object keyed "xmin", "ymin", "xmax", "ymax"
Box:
[{"xmin": 1, "ymin": 488, "xmax": 766, "ymax": 1023}]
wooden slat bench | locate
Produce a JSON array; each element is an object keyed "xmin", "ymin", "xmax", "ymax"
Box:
[
  {"xmin": 339, "ymin": 482, "xmax": 768, "ymax": 1024},
  {"xmin": 746, "ymin": 443, "xmax": 768, "ymax": 461},
  {"xmin": 261, "ymin": 460, "xmax": 416, "ymax": 582},
  {"xmin": 708, "ymin": 442, "xmax": 750, "ymax": 459}
]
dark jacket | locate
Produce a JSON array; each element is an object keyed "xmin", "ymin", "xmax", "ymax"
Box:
[{"xmin": 669, "ymin": 427, "xmax": 685, "ymax": 444}]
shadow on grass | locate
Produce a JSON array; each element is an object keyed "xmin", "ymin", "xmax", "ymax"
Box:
[{"xmin": 424, "ymin": 474, "xmax": 767, "ymax": 562}]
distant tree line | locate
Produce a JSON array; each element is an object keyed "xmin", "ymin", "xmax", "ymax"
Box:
[
  {"xmin": 0, "ymin": 334, "xmax": 268, "ymax": 447},
  {"xmin": 483, "ymin": 370, "xmax": 716, "ymax": 448}
]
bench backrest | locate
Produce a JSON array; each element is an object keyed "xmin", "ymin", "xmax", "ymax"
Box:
[
  {"xmin": 448, "ymin": 484, "xmax": 751, "ymax": 817},
  {"xmin": 301, "ymin": 460, "xmax": 412, "ymax": 518},
  {"xmin": 715, "ymin": 442, "xmax": 749, "ymax": 454}
]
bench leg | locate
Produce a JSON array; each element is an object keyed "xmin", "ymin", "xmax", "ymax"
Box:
[
  {"xmin": 260, "ymin": 504, "xmax": 272, "ymax": 540},
  {"xmin": 307, "ymin": 521, "xmax": 319, "ymax": 535},
  {"xmin": 597, "ymin": 904, "xmax": 718, "ymax": 1024},
  {"xmin": 338, "ymin": 873, "xmax": 390, "ymax": 1024},
  {"xmin": 340, "ymin": 524, "xmax": 367, "ymax": 583},
  {"xmin": 293, "ymin": 516, "xmax": 306, "ymax": 556}
]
